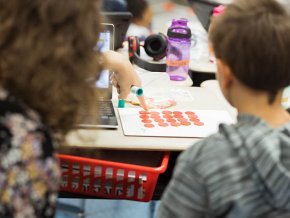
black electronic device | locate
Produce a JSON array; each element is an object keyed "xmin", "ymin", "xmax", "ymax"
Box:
[
  {"xmin": 128, "ymin": 33, "xmax": 167, "ymax": 72},
  {"xmin": 78, "ymin": 23, "xmax": 118, "ymax": 129},
  {"xmin": 187, "ymin": 0, "xmax": 223, "ymax": 31},
  {"xmin": 101, "ymin": 12, "xmax": 132, "ymax": 50}
]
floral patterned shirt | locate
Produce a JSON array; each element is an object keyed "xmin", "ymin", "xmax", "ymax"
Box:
[{"xmin": 0, "ymin": 90, "xmax": 60, "ymax": 218}]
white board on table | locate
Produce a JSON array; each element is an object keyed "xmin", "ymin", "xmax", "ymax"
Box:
[{"xmin": 118, "ymin": 108, "xmax": 234, "ymax": 138}]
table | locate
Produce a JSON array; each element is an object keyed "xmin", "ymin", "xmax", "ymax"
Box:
[{"xmin": 65, "ymin": 73, "xmax": 232, "ymax": 151}]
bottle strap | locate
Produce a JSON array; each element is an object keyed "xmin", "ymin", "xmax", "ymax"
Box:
[{"xmin": 167, "ymin": 27, "xmax": 191, "ymax": 38}]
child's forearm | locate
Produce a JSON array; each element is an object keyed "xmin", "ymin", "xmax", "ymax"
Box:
[{"xmin": 102, "ymin": 50, "xmax": 127, "ymax": 73}]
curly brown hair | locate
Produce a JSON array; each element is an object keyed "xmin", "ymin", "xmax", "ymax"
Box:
[{"xmin": 0, "ymin": 0, "xmax": 102, "ymax": 135}]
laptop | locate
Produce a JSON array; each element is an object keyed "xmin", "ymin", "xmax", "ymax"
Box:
[
  {"xmin": 101, "ymin": 12, "xmax": 132, "ymax": 50},
  {"xmin": 78, "ymin": 23, "xmax": 118, "ymax": 129},
  {"xmin": 187, "ymin": 0, "xmax": 224, "ymax": 31}
]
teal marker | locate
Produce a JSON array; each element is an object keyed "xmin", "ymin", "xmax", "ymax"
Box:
[
  {"xmin": 130, "ymin": 86, "xmax": 143, "ymax": 96},
  {"xmin": 118, "ymin": 86, "xmax": 143, "ymax": 108},
  {"xmin": 118, "ymin": 99, "xmax": 125, "ymax": 108}
]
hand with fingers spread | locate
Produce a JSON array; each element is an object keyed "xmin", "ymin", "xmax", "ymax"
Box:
[{"xmin": 102, "ymin": 50, "xmax": 148, "ymax": 110}]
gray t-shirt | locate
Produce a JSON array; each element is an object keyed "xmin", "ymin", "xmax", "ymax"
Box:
[{"xmin": 157, "ymin": 114, "xmax": 290, "ymax": 218}]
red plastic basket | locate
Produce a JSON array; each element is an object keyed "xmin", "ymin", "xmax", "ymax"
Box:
[{"xmin": 58, "ymin": 152, "xmax": 169, "ymax": 202}]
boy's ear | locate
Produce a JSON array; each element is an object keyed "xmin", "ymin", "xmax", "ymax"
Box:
[{"xmin": 216, "ymin": 59, "xmax": 233, "ymax": 89}]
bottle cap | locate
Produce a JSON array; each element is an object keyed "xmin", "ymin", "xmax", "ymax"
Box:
[
  {"xmin": 167, "ymin": 18, "xmax": 191, "ymax": 39},
  {"xmin": 131, "ymin": 86, "xmax": 143, "ymax": 96},
  {"xmin": 172, "ymin": 18, "xmax": 188, "ymax": 26}
]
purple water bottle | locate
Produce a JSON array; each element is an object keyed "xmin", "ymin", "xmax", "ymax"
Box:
[{"xmin": 166, "ymin": 18, "xmax": 191, "ymax": 81}]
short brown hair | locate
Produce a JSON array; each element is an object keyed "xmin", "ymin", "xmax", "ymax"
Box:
[
  {"xmin": 0, "ymin": 0, "xmax": 102, "ymax": 135},
  {"xmin": 209, "ymin": 0, "xmax": 290, "ymax": 102}
]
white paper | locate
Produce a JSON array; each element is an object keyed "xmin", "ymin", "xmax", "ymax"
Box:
[{"xmin": 118, "ymin": 108, "xmax": 233, "ymax": 138}]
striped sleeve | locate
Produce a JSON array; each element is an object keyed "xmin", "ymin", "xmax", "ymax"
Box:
[{"xmin": 157, "ymin": 157, "xmax": 212, "ymax": 218}]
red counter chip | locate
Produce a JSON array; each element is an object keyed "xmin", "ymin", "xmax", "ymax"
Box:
[
  {"xmin": 167, "ymin": 118, "xmax": 177, "ymax": 123},
  {"xmin": 173, "ymin": 111, "xmax": 183, "ymax": 115},
  {"xmin": 162, "ymin": 111, "xmax": 172, "ymax": 114},
  {"xmin": 151, "ymin": 114, "xmax": 161, "ymax": 119},
  {"xmin": 170, "ymin": 122, "xmax": 181, "ymax": 127},
  {"xmin": 177, "ymin": 118, "xmax": 188, "ymax": 122},
  {"xmin": 154, "ymin": 118, "xmax": 165, "ymax": 123},
  {"xmin": 187, "ymin": 114, "xmax": 198, "ymax": 119},
  {"xmin": 181, "ymin": 121, "xmax": 191, "ymax": 126},
  {"xmin": 163, "ymin": 115, "xmax": 173, "ymax": 119},
  {"xmin": 150, "ymin": 111, "xmax": 159, "ymax": 115},
  {"xmin": 139, "ymin": 115, "xmax": 149, "ymax": 119},
  {"xmin": 185, "ymin": 111, "xmax": 196, "ymax": 115},
  {"xmin": 194, "ymin": 122, "xmax": 204, "ymax": 126},
  {"xmin": 152, "ymin": 117, "xmax": 161, "ymax": 121},
  {"xmin": 139, "ymin": 111, "xmax": 149, "ymax": 115},
  {"xmin": 158, "ymin": 122, "xmax": 169, "ymax": 127},
  {"xmin": 173, "ymin": 114, "xmax": 183, "ymax": 118},
  {"xmin": 144, "ymin": 124, "xmax": 155, "ymax": 128},
  {"xmin": 189, "ymin": 118, "xmax": 200, "ymax": 122},
  {"xmin": 141, "ymin": 119, "xmax": 152, "ymax": 123}
]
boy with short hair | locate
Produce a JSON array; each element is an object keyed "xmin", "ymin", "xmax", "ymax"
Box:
[{"xmin": 157, "ymin": 0, "xmax": 290, "ymax": 217}]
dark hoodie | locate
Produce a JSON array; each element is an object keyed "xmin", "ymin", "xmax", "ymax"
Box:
[{"xmin": 157, "ymin": 114, "xmax": 290, "ymax": 218}]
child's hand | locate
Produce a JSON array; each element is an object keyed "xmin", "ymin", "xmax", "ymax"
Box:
[{"xmin": 103, "ymin": 50, "xmax": 147, "ymax": 110}]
